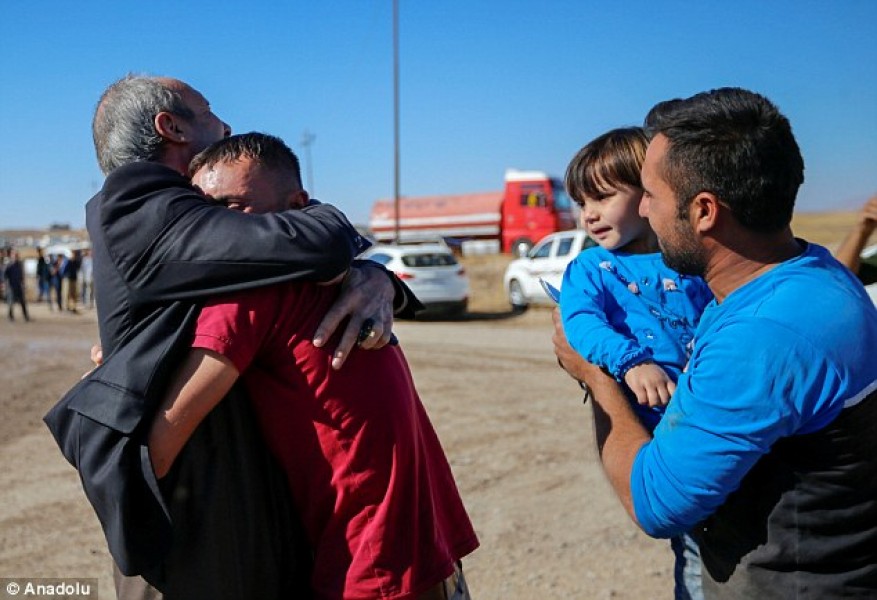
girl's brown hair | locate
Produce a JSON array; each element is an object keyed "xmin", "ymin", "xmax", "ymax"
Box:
[{"xmin": 564, "ymin": 127, "xmax": 649, "ymax": 205}]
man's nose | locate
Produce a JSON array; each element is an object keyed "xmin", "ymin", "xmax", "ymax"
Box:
[
  {"xmin": 639, "ymin": 196, "xmax": 650, "ymax": 218},
  {"xmin": 222, "ymin": 120, "xmax": 232, "ymax": 138}
]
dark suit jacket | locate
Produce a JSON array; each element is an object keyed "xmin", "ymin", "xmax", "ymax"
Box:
[{"xmin": 43, "ymin": 162, "xmax": 420, "ymax": 593}]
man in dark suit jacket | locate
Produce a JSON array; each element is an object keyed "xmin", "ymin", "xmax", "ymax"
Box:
[{"xmin": 44, "ymin": 74, "xmax": 420, "ymax": 600}]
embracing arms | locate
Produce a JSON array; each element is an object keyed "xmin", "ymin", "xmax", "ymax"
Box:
[
  {"xmin": 148, "ymin": 349, "xmax": 239, "ymax": 478},
  {"xmin": 98, "ymin": 163, "xmax": 420, "ymax": 364},
  {"xmin": 560, "ymin": 257, "xmax": 674, "ymax": 407},
  {"xmin": 554, "ymin": 308, "xmax": 837, "ymax": 538}
]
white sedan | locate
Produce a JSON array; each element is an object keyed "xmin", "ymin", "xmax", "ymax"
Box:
[
  {"xmin": 503, "ymin": 229, "xmax": 595, "ymax": 310},
  {"xmin": 361, "ymin": 243, "xmax": 470, "ymax": 318}
]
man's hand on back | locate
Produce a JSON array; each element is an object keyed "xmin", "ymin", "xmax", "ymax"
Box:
[{"xmin": 313, "ymin": 263, "xmax": 395, "ymax": 369}]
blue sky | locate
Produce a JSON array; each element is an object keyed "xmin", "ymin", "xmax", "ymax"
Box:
[{"xmin": 1, "ymin": 1, "xmax": 875, "ymax": 229}]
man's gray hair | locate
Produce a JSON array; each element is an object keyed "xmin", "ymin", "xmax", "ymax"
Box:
[{"xmin": 92, "ymin": 74, "xmax": 194, "ymax": 174}]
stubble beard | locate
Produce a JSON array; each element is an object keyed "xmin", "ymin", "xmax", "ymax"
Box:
[{"xmin": 658, "ymin": 220, "xmax": 707, "ymax": 277}]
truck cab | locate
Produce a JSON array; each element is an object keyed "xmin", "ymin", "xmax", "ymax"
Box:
[
  {"xmin": 369, "ymin": 169, "xmax": 576, "ymax": 255},
  {"xmin": 501, "ymin": 170, "xmax": 576, "ymax": 256}
]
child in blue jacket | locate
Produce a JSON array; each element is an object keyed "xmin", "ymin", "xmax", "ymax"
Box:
[{"xmin": 559, "ymin": 127, "xmax": 712, "ymax": 599}]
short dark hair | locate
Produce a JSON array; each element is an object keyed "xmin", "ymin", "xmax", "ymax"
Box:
[
  {"xmin": 188, "ymin": 132, "xmax": 303, "ymax": 190},
  {"xmin": 644, "ymin": 87, "xmax": 804, "ymax": 232},
  {"xmin": 565, "ymin": 127, "xmax": 649, "ymax": 205}
]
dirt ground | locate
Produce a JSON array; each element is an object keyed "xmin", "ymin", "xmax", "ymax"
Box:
[
  {"xmin": 0, "ymin": 214, "xmax": 857, "ymax": 599},
  {"xmin": 0, "ymin": 307, "xmax": 674, "ymax": 599}
]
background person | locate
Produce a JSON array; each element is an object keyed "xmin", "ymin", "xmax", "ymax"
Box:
[
  {"xmin": 36, "ymin": 247, "xmax": 51, "ymax": 303},
  {"xmin": 62, "ymin": 249, "xmax": 81, "ymax": 313},
  {"xmin": 80, "ymin": 248, "xmax": 94, "ymax": 309},
  {"xmin": 0, "ymin": 247, "xmax": 7, "ymax": 302},
  {"xmin": 834, "ymin": 194, "xmax": 877, "ymax": 285},
  {"xmin": 49, "ymin": 254, "xmax": 63, "ymax": 311},
  {"xmin": 553, "ymin": 87, "xmax": 877, "ymax": 597},
  {"xmin": 4, "ymin": 249, "xmax": 30, "ymax": 322}
]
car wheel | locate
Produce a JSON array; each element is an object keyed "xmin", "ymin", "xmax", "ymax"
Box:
[{"xmin": 508, "ymin": 279, "xmax": 528, "ymax": 311}]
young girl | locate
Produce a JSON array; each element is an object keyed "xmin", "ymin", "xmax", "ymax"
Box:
[{"xmin": 559, "ymin": 127, "xmax": 712, "ymax": 599}]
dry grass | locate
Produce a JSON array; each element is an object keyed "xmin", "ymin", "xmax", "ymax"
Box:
[
  {"xmin": 790, "ymin": 210, "xmax": 858, "ymax": 247},
  {"xmin": 461, "ymin": 210, "xmax": 860, "ymax": 313},
  {"xmin": 460, "ymin": 253, "xmax": 516, "ymax": 313}
]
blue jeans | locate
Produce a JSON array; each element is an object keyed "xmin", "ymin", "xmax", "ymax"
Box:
[{"xmin": 670, "ymin": 532, "xmax": 703, "ymax": 600}]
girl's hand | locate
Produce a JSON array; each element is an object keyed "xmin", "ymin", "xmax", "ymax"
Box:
[{"xmin": 623, "ymin": 362, "xmax": 675, "ymax": 407}]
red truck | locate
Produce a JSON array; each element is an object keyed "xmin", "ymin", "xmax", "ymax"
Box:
[{"xmin": 369, "ymin": 169, "xmax": 577, "ymax": 255}]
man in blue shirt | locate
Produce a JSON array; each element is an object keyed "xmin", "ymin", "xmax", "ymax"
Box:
[{"xmin": 554, "ymin": 87, "xmax": 877, "ymax": 598}]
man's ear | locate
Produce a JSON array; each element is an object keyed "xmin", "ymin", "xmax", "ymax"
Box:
[
  {"xmin": 154, "ymin": 111, "xmax": 186, "ymax": 143},
  {"xmin": 690, "ymin": 191, "xmax": 721, "ymax": 234},
  {"xmin": 288, "ymin": 189, "xmax": 310, "ymax": 209}
]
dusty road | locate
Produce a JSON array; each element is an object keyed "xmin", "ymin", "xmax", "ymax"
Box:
[{"xmin": 0, "ymin": 302, "xmax": 672, "ymax": 599}]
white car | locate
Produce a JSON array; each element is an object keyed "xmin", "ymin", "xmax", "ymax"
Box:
[
  {"xmin": 503, "ymin": 229, "xmax": 595, "ymax": 309},
  {"xmin": 361, "ymin": 243, "xmax": 470, "ymax": 317}
]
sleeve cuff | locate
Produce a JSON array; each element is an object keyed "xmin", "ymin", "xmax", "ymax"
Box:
[
  {"xmin": 613, "ymin": 348, "xmax": 654, "ymax": 381},
  {"xmin": 192, "ymin": 334, "xmax": 250, "ymax": 374}
]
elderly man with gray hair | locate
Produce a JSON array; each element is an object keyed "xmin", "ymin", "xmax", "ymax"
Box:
[{"xmin": 46, "ymin": 74, "xmax": 420, "ymax": 600}]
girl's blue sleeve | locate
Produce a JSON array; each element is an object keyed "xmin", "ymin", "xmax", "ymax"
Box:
[{"xmin": 560, "ymin": 253, "xmax": 652, "ymax": 379}]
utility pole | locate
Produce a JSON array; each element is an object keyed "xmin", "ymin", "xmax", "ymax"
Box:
[
  {"xmin": 301, "ymin": 129, "xmax": 316, "ymax": 195},
  {"xmin": 393, "ymin": 0, "xmax": 401, "ymax": 243}
]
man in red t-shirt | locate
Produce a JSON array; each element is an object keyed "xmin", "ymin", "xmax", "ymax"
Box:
[{"xmin": 149, "ymin": 133, "xmax": 478, "ymax": 599}]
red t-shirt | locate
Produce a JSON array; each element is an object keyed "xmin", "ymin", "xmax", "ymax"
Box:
[{"xmin": 193, "ymin": 282, "xmax": 479, "ymax": 600}]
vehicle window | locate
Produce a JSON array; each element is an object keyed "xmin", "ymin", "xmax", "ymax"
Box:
[
  {"xmin": 519, "ymin": 184, "xmax": 548, "ymax": 208},
  {"xmin": 556, "ymin": 237, "xmax": 574, "ymax": 257},
  {"xmin": 365, "ymin": 253, "xmax": 393, "ymax": 266},
  {"xmin": 401, "ymin": 253, "xmax": 458, "ymax": 268},
  {"xmin": 531, "ymin": 240, "xmax": 553, "ymax": 259}
]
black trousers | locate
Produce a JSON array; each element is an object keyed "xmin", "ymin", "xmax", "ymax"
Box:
[{"xmin": 114, "ymin": 384, "xmax": 312, "ymax": 600}]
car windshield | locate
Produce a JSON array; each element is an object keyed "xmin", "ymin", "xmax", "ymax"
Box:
[
  {"xmin": 365, "ymin": 253, "xmax": 393, "ymax": 266},
  {"xmin": 401, "ymin": 253, "xmax": 458, "ymax": 268},
  {"xmin": 529, "ymin": 241, "xmax": 552, "ymax": 259}
]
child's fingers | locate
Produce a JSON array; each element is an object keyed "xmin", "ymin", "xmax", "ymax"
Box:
[
  {"xmin": 648, "ymin": 387, "xmax": 664, "ymax": 407},
  {"xmin": 643, "ymin": 386, "xmax": 661, "ymax": 407},
  {"xmin": 656, "ymin": 384, "xmax": 672, "ymax": 406},
  {"xmin": 635, "ymin": 386, "xmax": 650, "ymax": 406}
]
